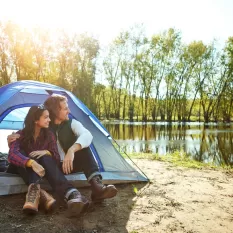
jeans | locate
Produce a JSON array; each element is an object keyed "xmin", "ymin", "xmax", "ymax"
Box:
[
  {"xmin": 71, "ymin": 147, "xmax": 101, "ymax": 181},
  {"xmin": 8, "ymin": 147, "xmax": 100, "ymax": 199}
]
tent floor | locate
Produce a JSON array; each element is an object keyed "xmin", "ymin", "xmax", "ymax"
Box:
[{"xmin": 0, "ymin": 171, "xmax": 148, "ymax": 195}]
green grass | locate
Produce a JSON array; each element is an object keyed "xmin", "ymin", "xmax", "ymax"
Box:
[{"xmin": 123, "ymin": 151, "xmax": 233, "ymax": 171}]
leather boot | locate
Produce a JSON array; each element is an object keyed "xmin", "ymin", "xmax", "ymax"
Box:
[
  {"xmin": 40, "ymin": 189, "xmax": 56, "ymax": 213},
  {"xmin": 66, "ymin": 190, "xmax": 89, "ymax": 216},
  {"xmin": 90, "ymin": 176, "xmax": 118, "ymax": 202},
  {"xmin": 23, "ymin": 183, "xmax": 40, "ymax": 214}
]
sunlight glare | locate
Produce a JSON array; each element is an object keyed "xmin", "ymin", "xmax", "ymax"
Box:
[{"xmin": 0, "ymin": 0, "xmax": 96, "ymax": 33}]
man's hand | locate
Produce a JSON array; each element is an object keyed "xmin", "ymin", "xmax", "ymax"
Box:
[
  {"xmin": 29, "ymin": 150, "xmax": 48, "ymax": 159},
  {"xmin": 62, "ymin": 144, "xmax": 82, "ymax": 174},
  {"xmin": 7, "ymin": 133, "xmax": 20, "ymax": 146},
  {"xmin": 62, "ymin": 149, "xmax": 75, "ymax": 174},
  {"xmin": 31, "ymin": 161, "xmax": 45, "ymax": 177}
]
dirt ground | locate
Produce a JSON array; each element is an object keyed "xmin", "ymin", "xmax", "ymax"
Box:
[{"xmin": 0, "ymin": 159, "xmax": 233, "ymax": 233}]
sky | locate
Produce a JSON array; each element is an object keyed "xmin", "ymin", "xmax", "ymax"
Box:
[{"xmin": 0, "ymin": 0, "xmax": 233, "ymax": 47}]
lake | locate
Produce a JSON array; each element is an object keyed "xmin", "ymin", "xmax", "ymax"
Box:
[
  {"xmin": 103, "ymin": 122, "xmax": 233, "ymax": 167},
  {"xmin": 1, "ymin": 122, "xmax": 233, "ymax": 167}
]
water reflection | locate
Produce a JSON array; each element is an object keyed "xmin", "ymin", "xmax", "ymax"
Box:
[{"xmin": 103, "ymin": 122, "xmax": 233, "ymax": 167}]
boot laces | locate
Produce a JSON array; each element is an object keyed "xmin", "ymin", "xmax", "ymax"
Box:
[
  {"xmin": 96, "ymin": 177, "xmax": 102, "ymax": 184},
  {"xmin": 28, "ymin": 184, "xmax": 39, "ymax": 203},
  {"xmin": 68, "ymin": 191, "xmax": 80, "ymax": 201},
  {"xmin": 40, "ymin": 190, "xmax": 47, "ymax": 202},
  {"xmin": 95, "ymin": 176, "xmax": 105, "ymax": 188}
]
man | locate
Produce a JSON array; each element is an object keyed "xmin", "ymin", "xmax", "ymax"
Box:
[{"xmin": 7, "ymin": 94, "xmax": 117, "ymax": 215}]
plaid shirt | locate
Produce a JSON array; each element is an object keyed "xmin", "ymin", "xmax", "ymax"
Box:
[{"xmin": 8, "ymin": 130, "xmax": 60, "ymax": 167}]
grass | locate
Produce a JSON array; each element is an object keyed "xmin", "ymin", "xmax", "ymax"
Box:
[{"xmin": 123, "ymin": 151, "xmax": 233, "ymax": 171}]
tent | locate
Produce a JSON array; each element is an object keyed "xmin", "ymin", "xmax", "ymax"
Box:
[{"xmin": 0, "ymin": 80, "xmax": 148, "ymax": 195}]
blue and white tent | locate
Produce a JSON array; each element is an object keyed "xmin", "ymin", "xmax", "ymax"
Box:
[{"xmin": 0, "ymin": 80, "xmax": 148, "ymax": 195}]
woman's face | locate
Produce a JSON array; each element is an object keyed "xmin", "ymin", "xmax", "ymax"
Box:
[{"xmin": 35, "ymin": 110, "xmax": 51, "ymax": 128}]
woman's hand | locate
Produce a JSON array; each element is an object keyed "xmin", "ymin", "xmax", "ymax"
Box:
[
  {"xmin": 31, "ymin": 161, "xmax": 45, "ymax": 177},
  {"xmin": 29, "ymin": 150, "xmax": 48, "ymax": 159}
]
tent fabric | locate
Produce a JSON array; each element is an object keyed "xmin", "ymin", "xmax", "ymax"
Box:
[{"xmin": 0, "ymin": 80, "xmax": 148, "ymax": 195}]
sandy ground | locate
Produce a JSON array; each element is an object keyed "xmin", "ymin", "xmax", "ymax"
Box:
[{"xmin": 0, "ymin": 159, "xmax": 233, "ymax": 233}]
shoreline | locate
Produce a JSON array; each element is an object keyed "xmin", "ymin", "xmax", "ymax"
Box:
[
  {"xmin": 126, "ymin": 152, "xmax": 233, "ymax": 171},
  {"xmin": 0, "ymin": 158, "xmax": 233, "ymax": 233}
]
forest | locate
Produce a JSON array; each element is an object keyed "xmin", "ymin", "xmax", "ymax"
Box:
[{"xmin": 0, "ymin": 21, "xmax": 233, "ymax": 122}]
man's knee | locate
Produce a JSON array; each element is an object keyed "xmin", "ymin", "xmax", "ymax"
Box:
[{"xmin": 75, "ymin": 147, "xmax": 92, "ymax": 157}]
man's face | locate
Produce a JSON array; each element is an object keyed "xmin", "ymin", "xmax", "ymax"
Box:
[{"xmin": 56, "ymin": 100, "xmax": 70, "ymax": 122}]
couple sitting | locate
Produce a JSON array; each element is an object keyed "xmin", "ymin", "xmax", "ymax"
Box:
[{"xmin": 7, "ymin": 94, "xmax": 117, "ymax": 216}]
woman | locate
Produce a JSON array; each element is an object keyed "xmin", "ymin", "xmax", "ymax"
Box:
[
  {"xmin": 8, "ymin": 104, "xmax": 60, "ymax": 214},
  {"xmin": 8, "ymin": 104, "xmax": 89, "ymax": 216}
]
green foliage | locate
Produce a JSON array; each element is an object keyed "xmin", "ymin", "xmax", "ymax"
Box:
[
  {"xmin": 132, "ymin": 185, "xmax": 138, "ymax": 195},
  {"xmin": 126, "ymin": 151, "xmax": 233, "ymax": 171},
  {"xmin": 1, "ymin": 21, "xmax": 232, "ymax": 122}
]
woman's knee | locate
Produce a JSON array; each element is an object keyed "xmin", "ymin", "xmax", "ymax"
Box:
[{"xmin": 38, "ymin": 155, "xmax": 55, "ymax": 165}]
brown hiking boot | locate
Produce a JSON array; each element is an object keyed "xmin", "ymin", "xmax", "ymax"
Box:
[
  {"xmin": 23, "ymin": 183, "xmax": 40, "ymax": 214},
  {"xmin": 40, "ymin": 189, "xmax": 56, "ymax": 213},
  {"xmin": 90, "ymin": 176, "xmax": 118, "ymax": 202},
  {"xmin": 66, "ymin": 190, "xmax": 89, "ymax": 217}
]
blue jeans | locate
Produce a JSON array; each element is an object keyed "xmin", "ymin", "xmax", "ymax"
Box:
[{"xmin": 8, "ymin": 147, "xmax": 100, "ymax": 199}]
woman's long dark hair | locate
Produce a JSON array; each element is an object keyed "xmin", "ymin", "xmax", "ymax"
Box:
[{"xmin": 20, "ymin": 105, "xmax": 49, "ymax": 150}]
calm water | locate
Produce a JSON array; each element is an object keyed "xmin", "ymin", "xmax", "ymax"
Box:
[
  {"xmin": 103, "ymin": 122, "xmax": 233, "ymax": 167},
  {"xmin": 1, "ymin": 123, "xmax": 233, "ymax": 167}
]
